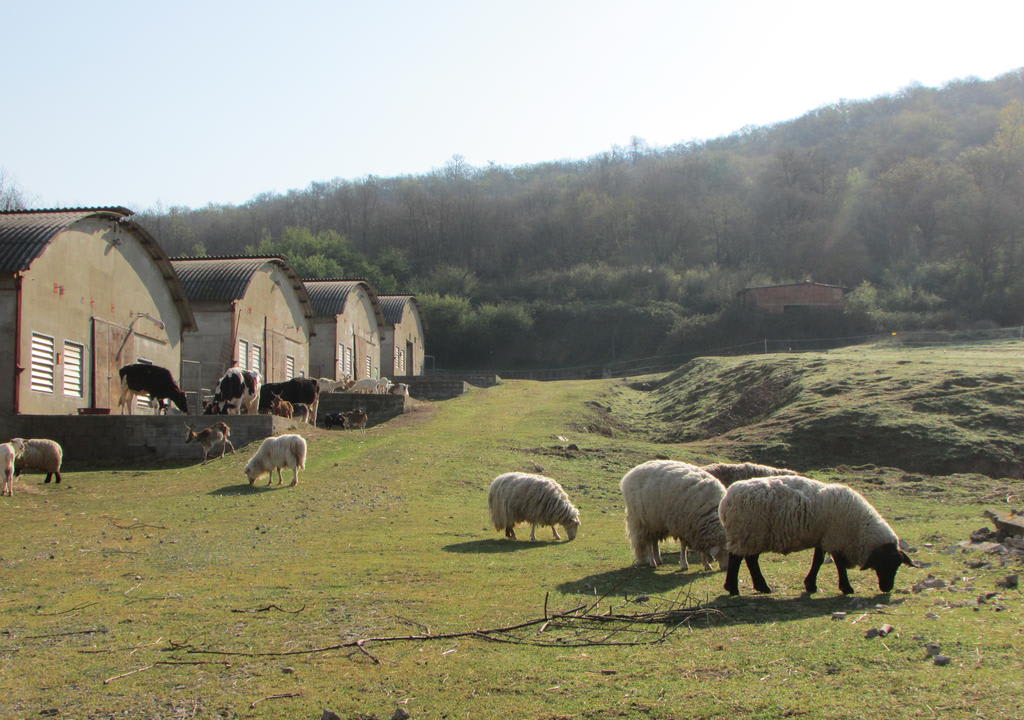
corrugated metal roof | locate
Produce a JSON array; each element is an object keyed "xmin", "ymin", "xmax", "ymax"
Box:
[
  {"xmin": 304, "ymin": 279, "xmax": 387, "ymax": 327},
  {"xmin": 0, "ymin": 207, "xmax": 132, "ymax": 274},
  {"xmin": 0, "ymin": 208, "xmax": 196, "ymax": 331},
  {"xmin": 378, "ymin": 295, "xmax": 418, "ymax": 325},
  {"xmin": 170, "ymin": 257, "xmax": 276, "ymax": 302},
  {"xmin": 170, "ymin": 256, "xmax": 316, "ymax": 321},
  {"xmin": 304, "ymin": 280, "xmax": 362, "ymax": 316}
]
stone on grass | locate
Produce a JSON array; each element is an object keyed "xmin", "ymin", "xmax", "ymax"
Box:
[{"xmin": 933, "ymin": 655, "xmax": 952, "ymax": 666}]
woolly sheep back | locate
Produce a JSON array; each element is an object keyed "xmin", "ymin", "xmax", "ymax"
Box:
[
  {"xmin": 701, "ymin": 461, "xmax": 795, "ymax": 487},
  {"xmin": 12, "ymin": 438, "xmax": 63, "ymax": 484},
  {"xmin": 719, "ymin": 474, "xmax": 911, "ymax": 595},
  {"xmin": 488, "ymin": 472, "xmax": 580, "ymax": 541},
  {"xmin": 620, "ymin": 460, "xmax": 727, "ymax": 570}
]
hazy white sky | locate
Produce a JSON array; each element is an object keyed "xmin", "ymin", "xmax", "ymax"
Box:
[{"xmin": 3, "ymin": 0, "xmax": 1022, "ymax": 211}]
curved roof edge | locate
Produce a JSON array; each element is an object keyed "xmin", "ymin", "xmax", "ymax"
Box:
[
  {"xmin": 303, "ymin": 279, "xmax": 387, "ymax": 327},
  {"xmin": 170, "ymin": 256, "xmax": 316, "ymax": 325},
  {"xmin": 0, "ymin": 207, "xmax": 196, "ymax": 332},
  {"xmin": 377, "ymin": 294, "xmax": 421, "ymax": 327}
]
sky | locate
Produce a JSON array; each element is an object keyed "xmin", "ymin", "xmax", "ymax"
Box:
[{"xmin": 3, "ymin": 0, "xmax": 1023, "ymax": 212}]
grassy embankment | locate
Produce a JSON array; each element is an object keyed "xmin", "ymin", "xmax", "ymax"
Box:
[{"xmin": 2, "ymin": 341, "xmax": 1023, "ymax": 719}]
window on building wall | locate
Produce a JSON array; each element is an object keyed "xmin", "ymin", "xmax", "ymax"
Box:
[
  {"xmin": 238, "ymin": 339, "xmax": 249, "ymax": 371},
  {"xmin": 365, "ymin": 354, "xmax": 372, "ymax": 378},
  {"xmin": 30, "ymin": 332, "xmax": 55, "ymax": 394},
  {"xmin": 337, "ymin": 343, "xmax": 346, "ymax": 378},
  {"xmin": 345, "ymin": 346, "xmax": 353, "ymax": 377},
  {"xmin": 62, "ymin": 341, "xmax": 84, "ymax": 397},
  {"xmin": 286, "ymin": 355, "xmax": 295, "ymax": 379},
  {"xmin": 250, "ymin": 344, "xmax": 262, "ymax": 376}
]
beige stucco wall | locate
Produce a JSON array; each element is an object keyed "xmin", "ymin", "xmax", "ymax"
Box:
[
  {"xmin": 14, "ymin": 217, "xmax": 185, "ymax": 414},
  {"xmin": 309, "ymin": 286, "xmax": 381, "ymax": 380},
  {"xmin": 180, "ymin": 263, "xmax": 311, "ymax": 394},
  {"xmin": 382, "ymin": 303, "xmax": 425, "ymax": 377}
]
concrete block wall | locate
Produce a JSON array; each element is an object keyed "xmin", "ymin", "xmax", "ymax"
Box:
[
  {"xmin": 407, "ymin": 372, "xmax": 501, "ymax": 388},
  {"xmin": 0, "ymin": 413, "xmax": 293, "ymax": 468},
  {"xmin": 383, "ymin": 377, "xmax": 469, "ymax": 400},
  {"xmin": 316, "ymin": 393, "xmax": 406, "ymax": 428}
]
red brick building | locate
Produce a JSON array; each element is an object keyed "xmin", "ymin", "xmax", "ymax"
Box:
[{"xmin": 737, "ymin": 282, "xmax": 848, "ymax": 314}]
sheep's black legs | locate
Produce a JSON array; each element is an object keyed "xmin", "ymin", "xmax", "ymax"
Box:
[
  {"xmin": 724, "ymin": 553, "xmax": 742, "ymax": 595},
  {"xmin": 724, "ymin": 554, "xmax": 771, "ymax": 595},
  {"xmin": 746, "ymin": 555, "xmax": 772, "ymax": 593},
  {"xmin": 833, "ymin": 551, "xmax": 855, "ymax": 594},
  {"xmin": 804, "ymin": 546, "xmax": 825, "ymax": 594}
]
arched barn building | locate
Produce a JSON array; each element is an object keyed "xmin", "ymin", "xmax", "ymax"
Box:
[
  {"xmin": 378, "ymin": 295, "xmax": 425, "ymax": 377},
  {"xmin": 0, "ymin": 207, "xmax": 195, "ymax": 415},
  {"xmin": 304, "ymin": 280, "xmax": 385, "ymax": 381},
  {"xmin": 170, "ymin": 256, "xmax": 314, "ymax": 398}
]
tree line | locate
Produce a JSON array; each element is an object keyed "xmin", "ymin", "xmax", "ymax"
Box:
[{"xmin": 133, "ymin": 69, "xmax": 1024, "ymax": 370}]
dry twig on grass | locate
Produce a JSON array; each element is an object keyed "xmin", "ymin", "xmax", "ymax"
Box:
[
  {"xmin": 166, "ymin": 594, "xmax": 720, "ymax": 664},
  {"xmin": 105, "ymin": 517, "xmax": 167, "ymax": 530},
  {"xmin": 230, "ymin": 604, "xmax": 306, "ymax": 614},
  {"xmin": 249, "ymin": 692, "xmax": 301, "ymax": 708}
]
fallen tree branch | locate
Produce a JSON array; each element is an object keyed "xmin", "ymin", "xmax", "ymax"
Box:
[
  {"xmin": 230, "ymin": 604, "xmax": 306, "ymax": 614},
  {"xmin": 250, "ymin": 692, "xmax": 301, "ymax": 709},
  {"xmin": 106, "ymin": 518, "xmax": 167, "ymax": 530},
  {"xmin": 35, "ymin": 601, "xmax": 99, "ymax": 616},
  {"xmin": 172, "ymin": 597, "xmax": 719, "ymax": 662},
  {"xmin": 23, "ymin": 628, "xmax": 108, "ymax": 640}
]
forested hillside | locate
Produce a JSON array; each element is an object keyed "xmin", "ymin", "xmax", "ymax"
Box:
[{"xmin": 138, "ymin": 70, "xmax": 1024, "ymax": 371}]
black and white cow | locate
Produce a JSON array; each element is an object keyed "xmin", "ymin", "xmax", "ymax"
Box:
[
  {"xmin": 205, "ymin": 367, "xmax": 262, "ymax": 415},
  {"xmin": 258, "ymin": 377, "xmax": 320, "ymax": 425},
  {"xmin": 118, "ymin": 363, "xmax": 189, "ymax": 415}
]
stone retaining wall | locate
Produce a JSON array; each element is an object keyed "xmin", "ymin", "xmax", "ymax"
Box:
[
  {"xmin": 0, "ymin": 414, "xmax": 293, "ymax": 468},
  {"xmin": 316, "ymin": 393, "xmax": 406, "ymax": 427}
]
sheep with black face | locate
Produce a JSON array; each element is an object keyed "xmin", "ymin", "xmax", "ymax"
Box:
[{"xmin": 719, "ymin": 474, "xmax": 913, "ymax": 596}]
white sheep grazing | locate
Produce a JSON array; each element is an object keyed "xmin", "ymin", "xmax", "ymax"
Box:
[
  {"xmin": 12, "ymin": 438, "xmax": 64, "ymax": 484},
  {"xmin": 244, "ymin": 434, "xmax": 307, "ymax": 487},
  {"xmin": 488, "ymin": 472, "xmax": 580, "ymax": 541},
  {"xmin": 701, "ymin": 462, "xmax": 796, "ymax": 487},
  {"xmin": 1, "ymin": 438, "xmax": 26, "ymax": 496},
  {"xmin": 719, "ymin": 475, "xmax": 914, "ymax": 596},
  {"xmin": 620, "ymin": 460, "xmax": 727, "ymax": 571}
]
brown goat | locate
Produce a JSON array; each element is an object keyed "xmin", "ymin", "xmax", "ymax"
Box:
[
  {"xmin": 185, "ymin": 422, "xmax": 235, "ymax": 463},
  {"xmin": 270, "ymin": 394, "xmax": 294, "ymax": 418},
  {"xmin": 343, "ymin": 408, "xmax": 369, "ymax": 430}
]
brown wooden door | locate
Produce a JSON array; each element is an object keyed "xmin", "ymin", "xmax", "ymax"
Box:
[{"xmin": 92, "ymin": 318, "xmax": 134, "ymax": 411}]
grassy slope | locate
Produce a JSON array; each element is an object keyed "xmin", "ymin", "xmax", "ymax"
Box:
[
  {"xmin": 631, "ymin": 341, "xmax": 1024, "ymax": 477},
  {"xmin": 1, "ymin": 351, "xmax": 1022, "ymax": 719}
]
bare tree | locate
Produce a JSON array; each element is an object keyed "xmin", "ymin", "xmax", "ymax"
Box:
[{"xmin": 0, "ymin": 169, "xmax": 26, "ymax": 211}]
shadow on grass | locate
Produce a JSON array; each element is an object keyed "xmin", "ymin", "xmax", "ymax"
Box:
[
  {"xmin": 208, "ymin": 483, "xmax": 288, "ymax": 496},
  {"xmin": 706, "ymin": 590, "xmax": 903, "ymax": 627},
  {"xmin": 557, "ymin": 558, "xmax": 707, "ymax": 597},
  {"xmin": 443, "ymin": 539, "xmax": 565, "ymax": 553}
]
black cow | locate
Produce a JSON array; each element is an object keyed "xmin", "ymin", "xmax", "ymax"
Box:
[
  {"xmin": 323, "ymin": 412, "xmax": 348, "ymax": 430},
  {"xmin": 205, "ymin": 367, "xmax": 261, "ymax": 415},
  {"xmin": 118, "ymin": 363, "xmax": 188, "ymax": 415},
  {"xmin": 258, "ymin": 377, "xmax": 320, "ymax": 425}
]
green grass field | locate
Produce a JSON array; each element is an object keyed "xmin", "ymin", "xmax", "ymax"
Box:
[{"xmin": 3, "ymin": 343, "xmax": 1024, "ymax": 719}]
